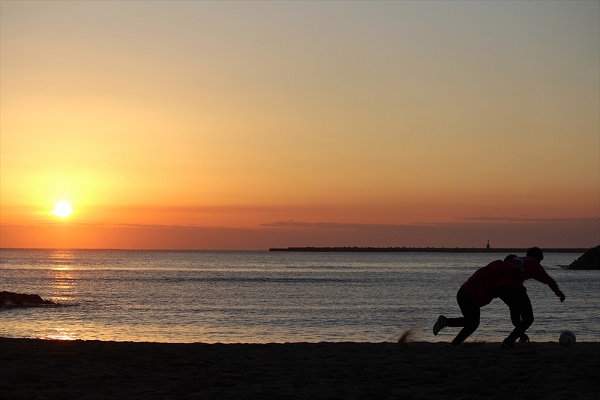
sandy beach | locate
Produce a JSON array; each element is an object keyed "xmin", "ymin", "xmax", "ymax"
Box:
[{"xmin": 1, "ymin": 338, "xmax": 598, "ymax": 400}]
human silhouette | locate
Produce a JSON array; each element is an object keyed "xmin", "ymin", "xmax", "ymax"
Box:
[
  {"xmin": 433, "ymin": 255, "xmax": 516, "ymax": 345},
  {"xmin": 496, "ymin": 247, "xmax": 565, "ymax": 348}
]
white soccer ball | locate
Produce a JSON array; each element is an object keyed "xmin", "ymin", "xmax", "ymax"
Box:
[{"xmin": 559, "ymin": 330, "xmax": 576, "ymax": 346}]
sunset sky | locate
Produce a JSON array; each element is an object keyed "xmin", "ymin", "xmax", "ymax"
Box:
[{"xmin": 1, "ymin": 0, "xmax": 598, "ymax": 250}]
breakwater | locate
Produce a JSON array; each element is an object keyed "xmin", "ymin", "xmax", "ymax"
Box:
[{"xmin": 269, "ymin": 247, "xmax": 587, "ymax": 253}]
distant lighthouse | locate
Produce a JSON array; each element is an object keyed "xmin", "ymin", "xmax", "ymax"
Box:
[{"xmin": 486, "ymin": 240, "xmax": 490, "ymax": 249}]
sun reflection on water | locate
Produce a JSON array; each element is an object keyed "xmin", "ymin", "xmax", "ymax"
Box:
[
  {"xmin": 50, "ymin": 249, "xmax": 75, "ymax": 268},
  {"xmin": 49, "ymin": 249, "xmax": 78, "ymax": 303},
  {"xmin": 45, "ymin": 328, "xmax": 79, "ymax": 341}
]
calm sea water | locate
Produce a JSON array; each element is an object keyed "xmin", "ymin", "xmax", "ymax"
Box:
[{"xmin": 1, "ymin": 249, "xmax": 598, "ymax": 343}]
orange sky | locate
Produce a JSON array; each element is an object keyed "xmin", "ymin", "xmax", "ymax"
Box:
[{"xmin": 1, "ymin": 1, "xmax": 599, "ymax": 249}]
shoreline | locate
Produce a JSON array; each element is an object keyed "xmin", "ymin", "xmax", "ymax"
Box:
[{"xmin": 1, "ymin": 338, "xmax": 598, "ymax": 399}]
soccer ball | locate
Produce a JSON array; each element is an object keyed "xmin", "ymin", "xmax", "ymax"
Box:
[{"xmin": 559, "ymin": 330, "xmax": 576, "ymax": 347}]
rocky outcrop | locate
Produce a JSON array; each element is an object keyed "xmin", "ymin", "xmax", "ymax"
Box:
[
  {"xmin": 569, "ymin": 246, "xmax": 600, "ymax": 270},
  {"xmin": 1, "ymin": 291, "xmax": 56, "ymax": 308}
]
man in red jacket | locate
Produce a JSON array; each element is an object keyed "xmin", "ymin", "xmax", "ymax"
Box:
[
  {"xmin": 497, "ymin": 247, "xmax": 565, "ymax": 348},
  {"xmin": 433, "ymin": 256, "xmax": 516, "ymax": 345}
]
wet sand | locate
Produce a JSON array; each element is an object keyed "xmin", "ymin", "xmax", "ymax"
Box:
[{"xmin": 1, "ymin": 338, "xmax": 598, "ymax": 399}]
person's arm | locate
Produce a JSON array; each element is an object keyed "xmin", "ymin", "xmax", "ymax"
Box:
[{"xmin": 529, "ymin": 262, "xmax": 565, "ymax": 301}]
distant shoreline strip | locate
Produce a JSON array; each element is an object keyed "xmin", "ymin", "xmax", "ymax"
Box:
[{"xmin": 269, "ymin": 247, "xmax": 587, "ymax": 253}]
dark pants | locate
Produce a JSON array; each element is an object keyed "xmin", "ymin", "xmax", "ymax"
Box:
[
  {"xmin": 497, "ymin": 285, "xmax": 534, "ymax": 344},
  {"xmin": 446, "ymin": 288, "xmax": 480, "ymax": 345}
]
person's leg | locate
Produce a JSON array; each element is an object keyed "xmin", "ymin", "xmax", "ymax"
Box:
[
  {"xmin": 508, "ymin": 301, "xmax": 522, "ymax": 327},
  {"xmin": 498, "ymin": 285, "xmax": 524, "ymax": 335},
  {"xmin": 519, "ymin": 292, "xmax": 534, "ymax": 333},
  {"xmin": 517, "ymin": 294, "xmax": 533, "ymax": 342},
  {"xmin": 443, "ymin": 289, "xmax": 468, "ymax": 327},
  {"xmin": 433, "ymin": 289, "xmax": 463, "ymax": 335},
  {"xmin": 501, "ymin": 288, "xmax": 531, "ymax": 346},
  {"xmin": 449, "ymin": 289, "xmax": 480, "ymax": 345},
  {"xmin": 502, "ymin": 293, "xmax": 530, "ymax": 342},
  {"xmin": 498, "ymin": 285, "xmax": 520, "ymax": 346}
]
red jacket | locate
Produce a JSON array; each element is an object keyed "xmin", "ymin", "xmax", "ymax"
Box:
[
  {"xmin": 460, "ymin": 260, "xmax": 512, "ymax": 307},
  {"xmin": 497, "ymin": 256, "xmax": 564, "ymax": 298}
]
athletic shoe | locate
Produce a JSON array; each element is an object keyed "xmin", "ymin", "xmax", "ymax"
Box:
[
  {"xmin": 433, "ymin": 315, "xmax": 447, "ymax": 335},
  {"xmin": 519, "ymin": 334, "xmax": 530, "ymax": 343}
]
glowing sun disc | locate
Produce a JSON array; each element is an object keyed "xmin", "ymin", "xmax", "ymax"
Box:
[{"xmin": 51, "ymin": 201, "xmax": 73, "ymax": 218}]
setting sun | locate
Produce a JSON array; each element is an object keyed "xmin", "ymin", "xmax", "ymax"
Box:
[{"xmin": 51, "ymin": 201, "xmax": 73, "ymax": 218}]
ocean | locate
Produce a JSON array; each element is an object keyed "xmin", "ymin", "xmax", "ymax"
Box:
[{"xmin": 1, "ymin": 249, "xmax": 598, "ymax": 344}]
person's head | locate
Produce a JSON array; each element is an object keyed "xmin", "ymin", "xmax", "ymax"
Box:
[
  {"xmin": 504, "ymin": 254, "xmax": 518, "ymax": 262},
  {"xmin": 526, "ymin": 247, "xmax": 544, "ymax": 262}
]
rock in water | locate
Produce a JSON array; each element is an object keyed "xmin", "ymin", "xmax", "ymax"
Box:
[
  {"xmin": 569, "ymin": 246, "xmax": 600, "ymax": 270},
  {"xmin": 0, "ymin": 291, "xmax": 57, "ymax": 307}
]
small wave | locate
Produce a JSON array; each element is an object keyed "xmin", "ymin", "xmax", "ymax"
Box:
[
  {"xmin": 160, "ymin": 276, "xmax": 351, "ymax": 284},
  {"xmin": 0, "ymin": 301, "xmax": 78, "ymax": 309}
]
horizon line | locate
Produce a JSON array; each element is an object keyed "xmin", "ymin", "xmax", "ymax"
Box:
[{"xmin": 0, "ymin": 246, "xmax": 593, "ymax": 253}]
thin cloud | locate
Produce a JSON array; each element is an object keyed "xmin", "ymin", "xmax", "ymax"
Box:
[
  {"xmin": 261, "ymin": 221, "xmax": 366, "ymax": 230},
  {"xmin": 457, "ymin": 216, "xmax": 599, "ymax": 224}
]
